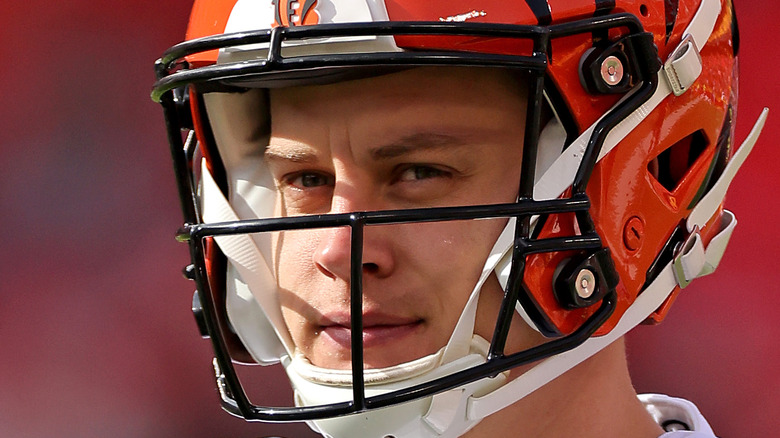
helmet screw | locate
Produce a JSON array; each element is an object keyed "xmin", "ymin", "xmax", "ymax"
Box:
[
  {"xmin": 575, "ymin": 269, "xmax": 597, "ymax": 299},
  {"xmin": 600, "ymin": 55, "xmax": 625, "ymax": 86},
  {"xmin": 623, "ymin": 216, "xmax": 644, "ymax": 251}
]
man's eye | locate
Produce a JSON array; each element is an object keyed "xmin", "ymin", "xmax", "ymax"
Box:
[
  {"xmin": 288, "ymin": 172, "xmax": 334, "ymax": 188},
  {"xmin": 396, "ymin": 165, "xmax": 450, "ymax": 182}
]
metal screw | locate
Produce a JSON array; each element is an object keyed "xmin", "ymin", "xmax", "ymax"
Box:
[
  {"xmin": 575, "ymin": 269, "xmax": 597, "ymax": 299},
  {"xmin": 600, "ymin": 55, "xmax": 624, "ymax": 86}
]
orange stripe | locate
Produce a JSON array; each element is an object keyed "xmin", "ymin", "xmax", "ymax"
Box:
[{"xmin": 185, "ymin": 0, "xmax": 239, "ymax": 66}]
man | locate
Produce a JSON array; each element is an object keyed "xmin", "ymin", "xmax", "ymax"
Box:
[{"xmin": 152, "ymin": 0, "xmax": 767, "ymax": 437}]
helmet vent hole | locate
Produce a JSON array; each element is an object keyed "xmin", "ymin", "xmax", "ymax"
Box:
[
  {"xmin": 647, "ymin": 130, "xmax": 708, "ymax": 192},
  {"xmin": 639, "ymin": 5, "xmax": 649, "ymax": 17}
]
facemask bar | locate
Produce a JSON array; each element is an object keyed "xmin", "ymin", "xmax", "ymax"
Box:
[{"xmin": 155, "ymin": 13, "xmax": 659, "ymax": 422}]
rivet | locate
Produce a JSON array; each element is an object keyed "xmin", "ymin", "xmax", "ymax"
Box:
[
  {"xmin": 575, "ymin": 269, "xmax": 596, "ymax": 299},
  {"xmin": 600, "ymin": 55, "xmax": 624, "ymax": 86},
  {"xmin": 623, "ymin": 216, "xmax": 644, "ymax": 251}
]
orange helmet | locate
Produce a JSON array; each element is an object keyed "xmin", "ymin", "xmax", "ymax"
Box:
[{"xmin": 152, "ymin": 0, "xmax": 765, "ymax": 436}]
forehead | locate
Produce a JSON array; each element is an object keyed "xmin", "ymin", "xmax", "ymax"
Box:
[{"xmin": 268, "ymin": 67, "xmax": 529, "ymax": 130}]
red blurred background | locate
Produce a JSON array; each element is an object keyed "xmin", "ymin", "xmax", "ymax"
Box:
[{"xmin": 1, "ymin": 1, "xmax": 776, "ymax": 437}]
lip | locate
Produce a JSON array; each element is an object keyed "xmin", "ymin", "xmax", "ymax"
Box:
[{"xmin": 318, "ymin": 314, "xmax": 423, "ymax": 349}]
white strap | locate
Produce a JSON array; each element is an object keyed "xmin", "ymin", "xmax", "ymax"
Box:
[
  {"xmin": 424, "ymin": 389, "xmax": 466, "ymax": 434},
  {"xmin": 674, "ymin": 211, "xmax": 737, "ymax": 288},
  {"xmin": 440, "ymin": 219, "xmax": 517, "ymax": 365},
  {"xmin": 682, "ymin": 0, "xmax": 722, "ymax": 49},
  {"xmin": 662, "ymin": 0, "xmax": 720, "ymax": 96},
  {"xmin": 687, "ymin": 108, "xmax": 768, "ymax": 231},
  {"xmin": 673, "ymin": 107, "xmax": 768, "ymax": 286},
  {"xmin": 423, "ymin": 219, "xmax": 517, "ymax": 432},
  {"xmin": 672, "ymin": 230, "xmax": 706, "ymax": 289},
  {"xmin": 201, "ymin": 162, "xmax": 295, "ymax": 354},
  {"xmin": 698, "ymin": 210, "xmax": 736, "ymax": 276},
  {"xmin": 663, "ymin": 35, "xmax": 702, "ymax": 96}
]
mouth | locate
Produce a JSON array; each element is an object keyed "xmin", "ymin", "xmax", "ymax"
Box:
[{"xmin": 318, "ymin": 315, "xmax": 424, "ymax": 350}]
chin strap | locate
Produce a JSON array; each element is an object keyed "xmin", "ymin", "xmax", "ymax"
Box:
[
  {"xmin": 421, "ymin": 219, "xmax": 517, "ymax": 434},
  {"xmin": 467, "ymin": 107, "xmax": 768, "ymax": 422},
  {"xmin": 291, "ymin": 348, "xmax": 447, "ymax": 386}
]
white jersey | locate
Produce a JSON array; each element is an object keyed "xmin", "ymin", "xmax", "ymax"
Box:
[{"xmin": 640, "ymin": 394, "xmax": 718, "ymax": 438}]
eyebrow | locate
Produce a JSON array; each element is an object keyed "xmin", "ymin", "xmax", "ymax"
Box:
[
  {"xmin": 368, "ymin": 132, "xmax": 471, "ymax": 160},
  {"xmin": 264, "ymin": 131, "xmax": 473, "ymax": 164},
  {"xmin": 264, "ymin": 142, "xmax": 319, "ymax": 164}
]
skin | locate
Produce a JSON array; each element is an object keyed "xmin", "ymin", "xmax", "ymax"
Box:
[{"xmin": 266, "ymin": 67, "xmax": 537, "ymax": 370}]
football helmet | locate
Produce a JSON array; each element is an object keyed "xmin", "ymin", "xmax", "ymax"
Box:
[{"xmin": 152, "ymin": 0, "xmax": 767, "ymax": 437}]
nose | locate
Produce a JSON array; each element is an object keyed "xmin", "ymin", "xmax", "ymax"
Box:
[{"xmin": 312, "ymin": 190, "xmax": 395, "ymax": 281}]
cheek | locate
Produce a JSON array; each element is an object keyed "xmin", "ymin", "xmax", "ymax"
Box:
[
  {"xmin": 274, "ymin": 230, "xmax": 318, "ymax": 284},
  {"xmin": 274, "ymin": 230, "xmax": 322, "ymax": 321},
  {"xmin": 405, "ymin": 218, "xmax": 507, "ymax": 315},
  {"xmin": 422, "ymin": 218, "xmax": 505, "ymax": 267}
]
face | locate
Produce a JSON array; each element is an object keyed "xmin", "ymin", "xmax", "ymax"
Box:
[{"xmin": 266, "ymin": 67, "xmax": 529, "ymax": 370}]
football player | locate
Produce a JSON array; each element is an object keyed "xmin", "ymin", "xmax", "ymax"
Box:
[{"xmin": 152, "ymin": 0, "xmax": 767, "ymax": 437}]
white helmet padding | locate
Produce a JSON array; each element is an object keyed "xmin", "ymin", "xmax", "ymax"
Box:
[{"xmin": 201, "ymin": 90, "xmax": 291, "ymax": 364}]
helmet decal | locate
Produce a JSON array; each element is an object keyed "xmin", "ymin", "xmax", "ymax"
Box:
[{"xmin": 272, "ymin": 0, "xmax": 320, "ymax": 28}]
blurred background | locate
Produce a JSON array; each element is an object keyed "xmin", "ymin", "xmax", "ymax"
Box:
[{"xmin": 1, "ymin": 1, "xmax": 776, "ymax": 437}]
